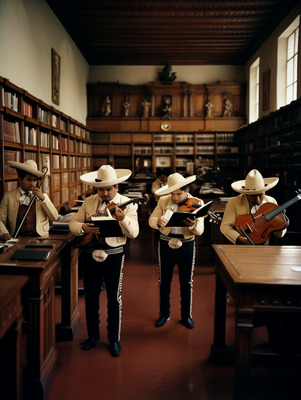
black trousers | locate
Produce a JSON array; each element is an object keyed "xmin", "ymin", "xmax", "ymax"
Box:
[
  {"xmin": 82, "ymin": 250, "xmax": 125, "ymax": 343},
  {"xmin": 158, "ymin": 239, "xmax": 195, "ymax": 319}
]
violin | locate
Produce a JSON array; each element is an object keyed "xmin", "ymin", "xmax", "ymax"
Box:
[
  {"xmin": 78, "ymin": 194, "xmax": 149, "ymax": 247},
  {"xmin": 235, "ymin": 189, "xmax": 301, "ymax": 245},
  {"xmin": 179, "ymin": 197, "xmax": 222, "ymax": 223}
]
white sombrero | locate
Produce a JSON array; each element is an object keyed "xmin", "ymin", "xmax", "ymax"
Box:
[
  {"xmin": 8, "ymin": 160, "xmax": 44, "ymax": 178},
  {"xmin": 155, "ymin": 173, "xmax": 196, "ymax": 196},
  {"xmin": 80, "ymin": 165, "xmax": 132, "ymax": 187},
  {"xmin": 231, "ymin": 169, "xmax": 279, "ymax": 194}
]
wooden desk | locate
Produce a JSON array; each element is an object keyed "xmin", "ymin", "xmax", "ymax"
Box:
[
  {"xmin": 0, "ymin": 275, "xmax": 28, "ymax": 400},
  {"xmin": 0, "ymin": 237, "xmax": 80, "ymax": 399},
  {"xmin": 212, "ymin": 245, "xmax": 301, "ymax": 399}
]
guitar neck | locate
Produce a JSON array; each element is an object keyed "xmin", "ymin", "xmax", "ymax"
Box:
[{"xmin": 266, "ymin": 195, "xmax": 301, "ymax": 220}]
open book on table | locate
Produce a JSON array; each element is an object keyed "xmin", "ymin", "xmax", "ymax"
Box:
[
  {"xmin": 86, "ymin": 216, "xmax": 123, "ymax": 237},
  {"xmin": 165, "ymin": 201, "xmax": 213, "ymax": 227}
]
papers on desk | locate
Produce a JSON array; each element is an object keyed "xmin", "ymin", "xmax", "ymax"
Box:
[{"xmin": 0, "ymin": 239, "xmax": 19, "ymax": 254}]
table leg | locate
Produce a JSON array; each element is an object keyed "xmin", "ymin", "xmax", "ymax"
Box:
[
  {"xmin": 56, "ymin": 244, "xmax": 81, "ymax": 341},
  {"xmin": 233, "ymin": 308, "xmax": 254, "ymax": 399},
  {"xmin": 211, "ymin": 268, "xmax": 227, "ymax": 354}
]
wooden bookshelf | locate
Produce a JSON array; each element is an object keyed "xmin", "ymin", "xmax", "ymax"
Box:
[
  {"xmin": 0, "ymin": 77, "xmax": 93, "ymax": 210},
  {"xmin": 87, "ymin": 80, "xmax": 245, "ymax": 177}
]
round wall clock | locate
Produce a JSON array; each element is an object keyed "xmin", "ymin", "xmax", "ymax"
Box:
[{"xmin": 161, "ymin": 122, "xmax": 171, "ymax": 131}]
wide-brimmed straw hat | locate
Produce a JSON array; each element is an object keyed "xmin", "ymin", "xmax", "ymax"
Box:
[
  {"xmin": 155, "ymin": 173, "xmax": 196, "ymax": 196},
  {"xmin": 231, "ymin": 169, "xmax": 278, "ymax": 194},
  {"xmin": 8, "ymin": 160, "xmax": 44, "ymax": 178},
  {"xmin": 80, "ymin": 165, "xmax": 132, "ymax": 187}
]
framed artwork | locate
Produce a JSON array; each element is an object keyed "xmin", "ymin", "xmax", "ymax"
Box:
[
  {"xmin": 262, "ymin": 68, "xmax": 270, "ymax": 111},
  {"xmin": 51, "ymin": 48, "xmax": 60, "ymax": 105}
]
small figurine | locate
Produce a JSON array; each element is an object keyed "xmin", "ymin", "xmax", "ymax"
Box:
[
  {"xmin": 142, "ymin": 99, "xmax": 151, "ymax": 117},
  {"xmin": 102, "ymin": 96, "xmax": 111, "ymax": 116},
  {"xmin": 223, "ymin": 98, "xmax": 233, "ymax": 117},
  {"xmin": 205, "ymin": 101, "xmax": 214, "ymax": 117},
  {"xmin": 161, "ymin": 96, "xmax": 172, "ymax": 119},
  {"xmin": 123, "ymin": 100, "xmax": 130, "ymax": 117}
]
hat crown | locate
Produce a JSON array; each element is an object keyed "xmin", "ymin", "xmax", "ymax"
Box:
[
  {"xmin": 167, "ymin": 173, "xmax": 186, "ymax": 189},
  {"xmin": 24, "ymin": 160, "xmax": 39, "ymax": 172},
  {"xmin": 244, "ymin": 169, "xmax": 265, "ymax": 191},
  {"xmin": 96, "ymin": 165, "xmax": 117, "ymax": 182}
]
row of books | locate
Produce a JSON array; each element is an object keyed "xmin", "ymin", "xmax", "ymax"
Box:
[
  {"xmin": 23, "ymin": 101, "xmax": 33, "ymax": 118},
  {"xmin": 4, "ymin": 180, "xmax": 18, "ymax": 192},
  {"xmin": 175, "ymin": 134, "xmax": 194, "ymax": 142},
  {"xmin": 3, "ymin": 120, "xmax": 20, "ymax": 142},
  {"xmin": 216, "ymin": 133, "xmax": 235, "ymax": 142},
  {"xmin": 217, "ymin": 145, "xmax": 238, "ymax": 154},
  {"xmin": 134, "ymin": 146, "xmax": 152, "ymax": 154},
  {"xmin": 196, "ymin": 145, "xmax": 215, "ymax": 154},
  {"xmin": 24, "ymin": 126, "xmax": 37, "ymax": 145},
  {"xmin": 175, "ymin": 158, "xmax": 193, "ymax": 167},
  {"xmin": 51, "ymin": 154, "xmax": 92, "ymax": 169},
  {"xmin": 175, "ymin": 147, "xmax": 194, "ymax": 154},
  {"xmin": 4, "ymin": 150, "xmax": 21, "ymax": 174},
  {"xmin": 1, "ymin": 89, "xmax": 18, "ymax": 112},
  {"xmin": 154, "ymin": 134, "xmax": 174, "ymax": 142},
  {"xmin": 39, "ymin": 108, "xmax": 50, "ymax": 125},
  {"xmin": 195, "ymin": 158, "xmax": 215, "ymax": 167}
]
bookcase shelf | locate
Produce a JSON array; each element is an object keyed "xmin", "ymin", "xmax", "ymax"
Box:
[
  {"xmin": 0, "ymin": 76, "xmax": 93, "ymax": 210},
  {"xmin": 87, "ymin": 80, "xmax": 245, "ymax": 178},
  {"xmin": 90, "ymin": 131, "xmax": 241, "ymax": 176}
]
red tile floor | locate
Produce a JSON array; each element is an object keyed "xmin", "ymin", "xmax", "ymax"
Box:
[{"xmin": 45, "ymin": 217, "xmax": 300, "ymax": 400}]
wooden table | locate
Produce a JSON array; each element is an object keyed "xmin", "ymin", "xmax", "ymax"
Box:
[
  {"xmin": 212, "ymin": 245, "xmax": 301, "ymax": 399},
  {"xmin": 0, "ymin": 275, "xmax": 28, "ymax": 400},
  {"xmin": 47, "ymin": 234, "xmax": 81, "ymax": 341},
  {"xmin": 0, "ymin": 236, "xmax": 80, "ymax": 399}
]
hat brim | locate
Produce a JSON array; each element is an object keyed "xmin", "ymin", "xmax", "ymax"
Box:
[
  {"xmin": 231, "ymin": 177, "xmax": 279, "ymax": 194},
  {"xmin": 80, "ymin": 169, "xmax": 132, "ymax": 187},
  {"xmin": 155, "ymin": 175, "xmax": 196, "ymax": 196},
  {"xmin": 8, "ymin": 161, "xmax": 44, "ymax": 177}
]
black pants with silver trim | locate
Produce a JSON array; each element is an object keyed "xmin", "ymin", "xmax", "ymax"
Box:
[
  {"xmin": 82, "ymin": 249, "xmax": 124, "ymax": 343},
  {"xmin": 158, "ymin": 239, "xmax": 195, "ymax": 319}
]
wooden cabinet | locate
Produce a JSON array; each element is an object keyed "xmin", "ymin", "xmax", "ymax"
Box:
[
  {"xmin": 87, "ymin": 80, "xmax": 245, "ymax": 176},
  {"xmin": 0, "ymin": 77, "xmax": 93, "ymax": 209}
]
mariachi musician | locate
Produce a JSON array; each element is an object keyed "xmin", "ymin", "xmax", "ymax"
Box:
[
  {"xmin": 69, "ymin": 165, "xmax": 139, "ymax": 357},
  {"xmin": 0, "ymin": 160, "xmax": 58, "ymax": 241},
  {"xmin": 220, "ymin": 169, "xmax": 288, "ymax": 245},
  {"xmin": 220, "ymin": 169, "xmax": 298, "ymax": 351}
]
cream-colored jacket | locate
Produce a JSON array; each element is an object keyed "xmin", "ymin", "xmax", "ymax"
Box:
[
  {"xmin": 148, "ymin": 194, "xmax": 205, "ymax": 238},
  {"xmin": 0, "ymin": 188, "xmax": 59, "ymax": 237},
  {"xmin": 69, "ymin": 192, "xmax": 139, "ymax": 247},
  {"xmin": 220, "ymin": 193, "xmax": 286, "ymax": 244}
]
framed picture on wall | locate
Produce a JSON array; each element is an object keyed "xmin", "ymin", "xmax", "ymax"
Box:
[
  {"xmin": 262, "ymin": 68, "xmax": 270, "ymax": 111},
  {"xmin": 51, "ymin": 48, "xmax": 60, "ymax": 105}
]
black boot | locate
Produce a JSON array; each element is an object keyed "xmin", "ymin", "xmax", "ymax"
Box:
[{"xmin": 81, "ymin": 333, "xmax": 100, "ymax": 350}]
